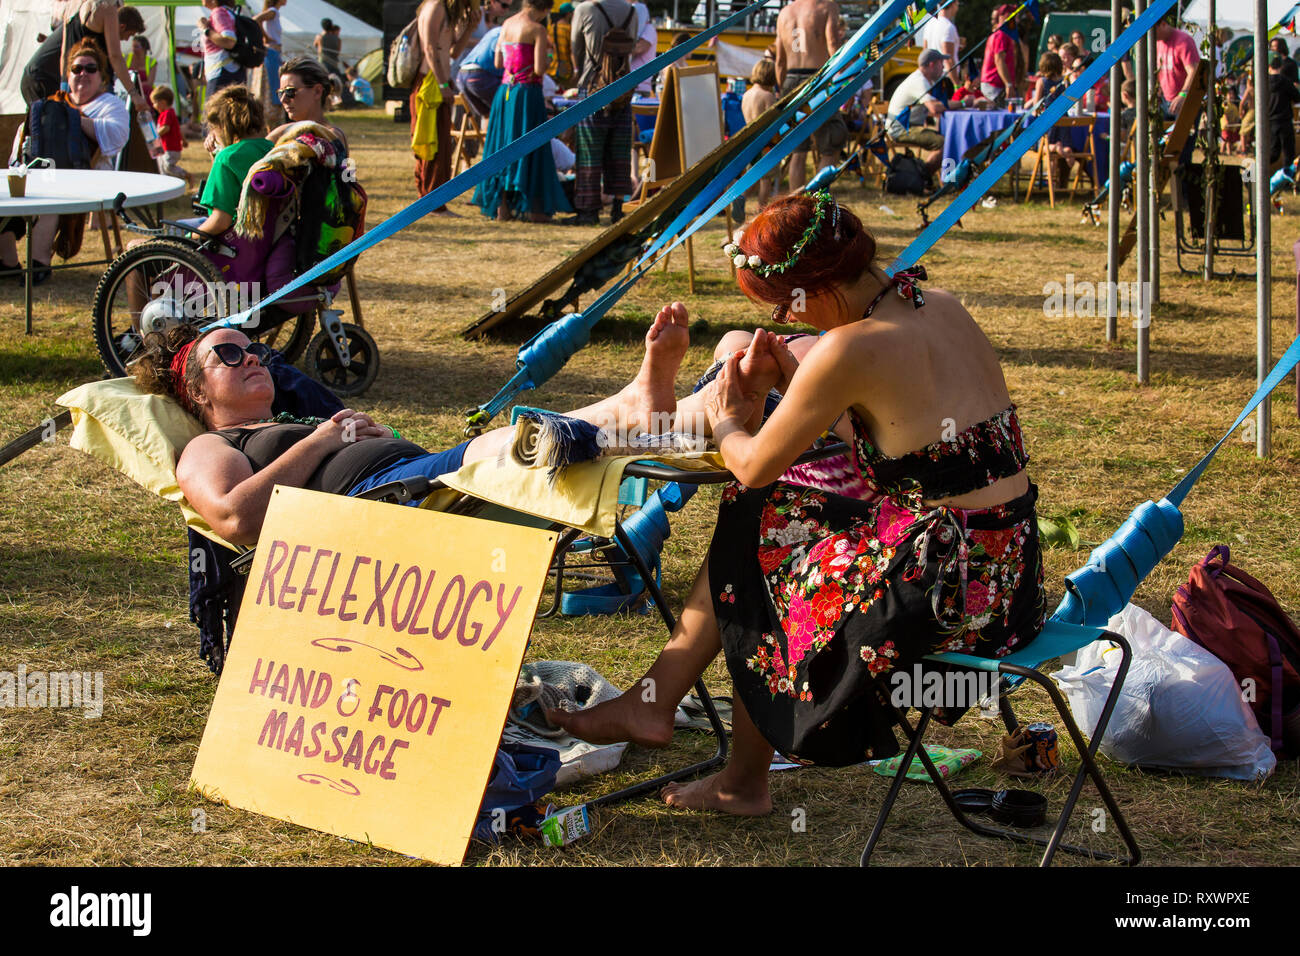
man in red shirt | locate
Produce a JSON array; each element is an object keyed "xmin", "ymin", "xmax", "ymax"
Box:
[
  {"xmin": 979, "ymin": 4, "xmax": 1017, "ymax": 106},
  {"xmin": 1155, "ymin": 16, "xmax": 1200, "ymax": 116}
]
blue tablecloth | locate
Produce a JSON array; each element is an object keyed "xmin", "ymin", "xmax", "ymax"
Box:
[{"xmin": 940, "ymin": 109, "xmax": 1110, "ymax": 184}]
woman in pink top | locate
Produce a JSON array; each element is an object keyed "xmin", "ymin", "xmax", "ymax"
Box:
[{"xmin": 471, "ymin": 0, "xmax": 571, "ymax": 221}]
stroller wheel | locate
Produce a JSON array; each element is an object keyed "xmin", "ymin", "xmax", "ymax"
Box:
[
  {"xmin": 91, "ymin": 239, "xmax": 225, "ymax": 376},
  {"xmin": 305, "ymin": 323, "xmax": 379, "ymax": 397}
]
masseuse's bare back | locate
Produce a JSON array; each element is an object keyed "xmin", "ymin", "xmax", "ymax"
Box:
[
  {"xmin": 776, "ymin": 0, "xmax": 843, "ymax": 74},
  {"xmin": 830, "ymin": 288, "xmax": 1028, "ymax": 510}
]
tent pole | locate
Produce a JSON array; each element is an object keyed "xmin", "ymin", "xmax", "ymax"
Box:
[
  {"xmin": 1107, "ymin": 0, "xmax": 1122, "ymax": 343},
  {"xmin": 1255, "ymin": 0, "xmax": 1272, "ymax": 457},
  {"xmin": 1203, "ymin": 0, "xmax": 1217, "ymax": 280},
  {"xmin": 1148, "ymin": 22, "xmax": 1161, "ymax": 306},
  {"xmin": 1136, "ymin": 0, "xmax": 1151, "ymax": 383}
]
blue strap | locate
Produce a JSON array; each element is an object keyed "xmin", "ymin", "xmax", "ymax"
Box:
[
  {"xmin": 1167, "ymin": 334, "xmax": 1300, "ymax": 507},
  {"xmin": 469, "ymin": 3, "xmax": 926, "ymax": 427},
  {"xmin": 889, "ymin": 0, "xmax": 1182, "ymax": 276},
  {"xmin": 1050, "ymin": 331, "xmax": 1300, "ymax": 627},
  {"xmin": 203, "ymin": 0, "xmax": 773, "ymax": 332}
]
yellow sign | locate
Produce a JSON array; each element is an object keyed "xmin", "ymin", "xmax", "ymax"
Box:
[{"xmin": 191, "ymin": 486, "xmax": 556, "ymax": 864}]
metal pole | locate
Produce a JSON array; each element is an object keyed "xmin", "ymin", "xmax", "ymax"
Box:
[
  {"xmin": 1136, "ymin": 0, "xmax": 1151, "ymax": 383},
  {"xmin": 1107, "ymin": 0, "xmax": 1122, "ymax": 342},
  {"xmin": 1148, "ymin": 25, "xmax": 1161, "ymax": 305},
  {"xmin": 1255, "ymin": 0, "xmax": 1272, "ymax": 457},
  {"xmin": 1204, "ymin": 1, "xmax": 1218, "ymax": 279}
]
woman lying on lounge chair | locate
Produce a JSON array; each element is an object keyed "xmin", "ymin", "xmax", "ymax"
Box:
[{"xmin": 128, "ymin": 310, "xmax": 781, "ymax": 548}]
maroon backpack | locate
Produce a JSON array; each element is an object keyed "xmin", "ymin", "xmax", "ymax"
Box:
[{"xmin": 1171, "ymin": 545, "xmax": 1300, "ymax": 757}]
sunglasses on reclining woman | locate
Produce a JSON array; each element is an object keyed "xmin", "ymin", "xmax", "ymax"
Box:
[{"xmin": 204, "ymin": 341, "xmax": 274, "ymax": 367}]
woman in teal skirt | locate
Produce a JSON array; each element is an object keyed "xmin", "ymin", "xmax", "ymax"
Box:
[{"xmin": 472, "ymin": 0, "xmax": 572, "ymax": 222}]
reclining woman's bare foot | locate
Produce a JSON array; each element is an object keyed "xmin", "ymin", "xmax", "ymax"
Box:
[
  {"xmin": 547, "ymin": 687, "xmax": 676, "ymax": 748},
  {"xmin": 661, "ymin": 769, "xmax": 773, "ymax": 816},
  {"xmin": 618, "ymin": 302, "xmax": 691, "ymax": 435}
]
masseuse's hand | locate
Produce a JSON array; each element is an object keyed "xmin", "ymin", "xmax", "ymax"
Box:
[
  {"xmin": 313, "ymin": 408, "xmax": 390, "ymax": 450},
  {"xmin": 705, "ymin": 352, "xmax": 758, "ymax": 439},
  {"xmin": 764, "ymin": 329, "xmax": 801, "ymax": 393}
]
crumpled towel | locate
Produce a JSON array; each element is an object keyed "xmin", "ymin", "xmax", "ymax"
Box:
[
  {"xmin": 511, "ymin": 411, "xmax": 710, "ymax": 483},
  {"xmin": 509, "ymin": 661, "xmax": 621, "ymax": 739},
  {"xmin": 411, "ymin": 70, "xmax": 443, "ymax": 162}
]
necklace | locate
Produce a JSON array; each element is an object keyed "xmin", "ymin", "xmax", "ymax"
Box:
[{"xmin": 243, "ymin": 412, "xmax": 326, "ymax": 427}]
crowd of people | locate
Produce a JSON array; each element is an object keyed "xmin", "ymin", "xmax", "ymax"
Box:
[{"xmin": 4, "ymin": 0, "xmax": 353, "ymax": 286}]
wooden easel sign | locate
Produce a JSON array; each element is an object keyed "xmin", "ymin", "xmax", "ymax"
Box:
[
  {"xmin": 190, "ymin": 487, "xmax": 556, "ymax": 864},
  {"xmin": 644, "ymin": 63, "xmax": 726, "ymax": 189},
  {"xmin": 641, "ymin": 63, "xmax": 731, "ymax": 291}
]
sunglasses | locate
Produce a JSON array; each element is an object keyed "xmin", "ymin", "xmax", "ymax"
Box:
[
  {"xmin": 278, "ymin": 87, "xmax": 301, "ymax": 101},
  {"xmin": 70, "ymin": 63, "xmax": 100, "ymax": 75},
  {"xmin": 205, "ymin": 341, "xmax": 274, "ymax": 368}
]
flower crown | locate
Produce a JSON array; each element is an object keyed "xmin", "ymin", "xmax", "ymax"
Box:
[{"xmin": 724, "ymin": 190, "xmax": 842, "ymax": 277}]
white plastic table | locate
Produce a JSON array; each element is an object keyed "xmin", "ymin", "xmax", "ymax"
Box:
[{"xmin": 1, "ymin": 169, "xmax": 187, "ymax": 333}]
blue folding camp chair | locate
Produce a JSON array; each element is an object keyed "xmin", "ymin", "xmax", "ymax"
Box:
[
  {"xmin": 360, "ymin": 446, "xmax": 852, "ymax": 808},
  {"xmin": 861, "ymin": 621, "xmax": 1140, "ymax": 867},
  {"xmin": 861, "ymin": 495, "xmax": 1190, "ymax": 867}
]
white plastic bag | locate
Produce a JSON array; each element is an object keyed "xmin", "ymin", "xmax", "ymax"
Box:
[{"xmin": 1053, "ymin": 603, "xmax": 1277, "ymax": 781}]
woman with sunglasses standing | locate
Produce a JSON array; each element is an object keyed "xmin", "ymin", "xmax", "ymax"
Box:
[
  {"xmin": 267, "ymin": 56, "xmax": 347, "ymax": 150},
  {"xmin": 2, "ymin": 39, "xmax": 129, "ymax": 283}
]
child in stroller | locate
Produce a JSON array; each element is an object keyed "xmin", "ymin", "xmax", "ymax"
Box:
[{"xmin": 94, "ymin": 87, "xmax": 373, "ymax": 395}]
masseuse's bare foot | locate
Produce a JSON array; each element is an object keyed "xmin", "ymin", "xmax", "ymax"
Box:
[
  {"xmin": 547, "ymin": 687, "xmax": 676, "ymax": 749},
  {"xmin": 661, "ymin": 769, "xmax": 773, "ymax": 816},
  {"xmin": 619, "ymin": 302, "xmax": 691, "ymax": 434}
]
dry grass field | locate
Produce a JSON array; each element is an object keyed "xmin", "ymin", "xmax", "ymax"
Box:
[{"xmin": 1, "ymin": 107, "xmax": 1298, "ymax": 867}]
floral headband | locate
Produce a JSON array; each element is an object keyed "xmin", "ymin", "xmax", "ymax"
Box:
[{"xmin": 723, "ymin": 190, "xmax": 842, "ymax": 278}]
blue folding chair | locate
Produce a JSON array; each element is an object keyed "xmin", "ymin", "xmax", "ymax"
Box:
[
  {"xmin": 862, "ymin": 494, "xmax": 1189, "ymax": 866},
  {"xmin": 861, "ymin": 621, "xmax": 1140, "ymax": 866}
]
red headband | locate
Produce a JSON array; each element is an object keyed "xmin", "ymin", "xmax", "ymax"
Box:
[{"xmin": 170, "ymin": 339, "xmax": 200, "ymax": 417}]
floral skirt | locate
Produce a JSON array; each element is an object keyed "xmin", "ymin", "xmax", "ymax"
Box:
[{"xmin": 709, "ymin": 481, "xmax": 1046, "ymax": 766}]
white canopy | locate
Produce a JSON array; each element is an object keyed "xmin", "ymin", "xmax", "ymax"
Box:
[
  {"xmin": 1, "ymin": 0, "xmax": 382, "ymax": 115},
  {"xmin": 161, "ymin": 0, "xmax": 381, "ymax": 64},
  {"xmin": 1181, "ymin": 0, "xmax": 1299, "ymax": 30}
]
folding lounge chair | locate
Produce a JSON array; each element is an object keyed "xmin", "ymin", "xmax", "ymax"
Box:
[
  {"xmin": 51, "ymin": 372, "xmax": 854, "ymax": 809},
  {"xmin": 397, "ymin": 445, "xmax": 855, "ymax": 808}
]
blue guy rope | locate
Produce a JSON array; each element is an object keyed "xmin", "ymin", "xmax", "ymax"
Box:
[
  {"xmin": 466, "ymin": 0, "xmax": 930, "ymax": 430},
  {"xmin": 202, "ymin": 0, "xmax": 774, "ymax": 332},
  {"xmin": 1053, "ymin": 336, "xmax": 1300, "ymax": 627},
  {"xmin": 888, "ymin": 0, "xmax": 1183, "ymax": 276}
]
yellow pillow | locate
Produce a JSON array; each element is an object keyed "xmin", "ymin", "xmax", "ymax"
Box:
[{"xmin": 55, "ymin": 377, "xmax": 232, "ymax": 547}]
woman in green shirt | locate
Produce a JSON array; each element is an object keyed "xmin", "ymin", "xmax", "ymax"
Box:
[{"xmin": 194, "ymin": 85, "xmax": 273, "ymax": 236}]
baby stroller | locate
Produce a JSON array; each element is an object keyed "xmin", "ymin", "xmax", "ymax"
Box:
[{"xmin": 90, "ymin": 126, "xmax": 377, "ymax": 396}]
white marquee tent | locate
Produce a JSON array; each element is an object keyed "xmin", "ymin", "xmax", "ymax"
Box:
[
  {"xmin": 1182, "ymin": 0, "xmax": 1300, "ymax": 29},
  {"xmin": 2, "ymin": 0, "xmax": 381, "ymax": 115}
]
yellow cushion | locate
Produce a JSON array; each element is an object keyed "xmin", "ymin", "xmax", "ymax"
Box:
[
  {"xmin": 55, "ymin": 378, "xmax": 234, "ymax": 548},
  {"xmin": 434, "ymin": 450, "xmax": 725, "ymax": 538}
]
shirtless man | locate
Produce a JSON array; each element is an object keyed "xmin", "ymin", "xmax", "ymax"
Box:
[
  {"xmin": 775, "ymin": 0, "xmax": 846, "ymax": 191},
  {"xmin": 412, "ymin": 0, "xmax": 481, "ymax": 210}
]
